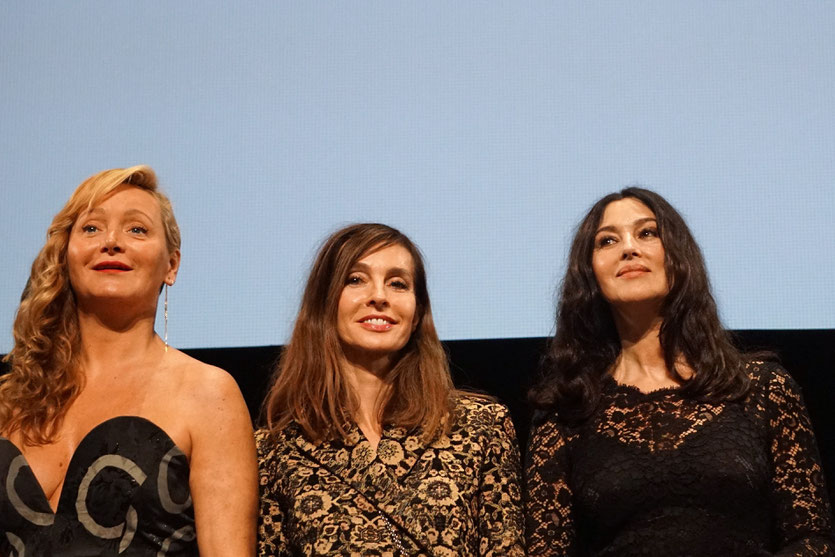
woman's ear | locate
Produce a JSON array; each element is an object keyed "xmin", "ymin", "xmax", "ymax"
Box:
[{"xmin": 165, "ymin": 249, "xmax": 181, "ymax": 286}]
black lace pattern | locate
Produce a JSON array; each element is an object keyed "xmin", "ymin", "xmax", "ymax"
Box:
[{"xmin": 525, "ymin": 362, "xmax": 835, "ymax": 556}]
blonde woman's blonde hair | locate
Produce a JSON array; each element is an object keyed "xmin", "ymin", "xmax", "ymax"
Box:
[{"xmin": 0, "ymin": 165, "xmax": 180, "ymax": 445}]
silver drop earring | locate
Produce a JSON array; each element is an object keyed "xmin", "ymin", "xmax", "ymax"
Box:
[{"xmin": 164, "ymin": 283, "xmax": 169, "ymax": 352}]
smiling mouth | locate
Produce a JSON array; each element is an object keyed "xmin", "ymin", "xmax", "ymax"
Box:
[
  {"xmin": 359, "ymin": 317, "xmax": 397, "ymax": 331},
  {"xmin": 362, "ymin": 318, "xmax": 394, "ymax": 325}
]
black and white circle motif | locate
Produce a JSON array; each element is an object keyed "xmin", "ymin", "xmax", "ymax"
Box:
[
  {"xmin": 157, "ymin": 446, "xmax": 196, "ymax": 552},
  {"xmin": 76, "ymin": 454, "xmax": 147, "ymax": 552},
  {"xmin": 4, "ymin": 445, "xmax": 195, "ymax": 555},
  {"xmin": 4, "ymin": 532, "xmax": 25, "ymax": 557},
  {"xmin": 158, "ymin": 447, "xmax": 192, "ymax": 514},
  {"xmin": 4, "ymin": 454, "xmax": 54, "ymax": 556},
  {"xmin": 6, "ymin": 455, "xmax": 55, "ymax": 526}
]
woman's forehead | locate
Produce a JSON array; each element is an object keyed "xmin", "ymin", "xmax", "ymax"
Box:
[{"xmin": 77, "ymin": 185, "xmax": 161, "ymax": 220}]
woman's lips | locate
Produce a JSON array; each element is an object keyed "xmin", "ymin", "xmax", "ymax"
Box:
[
  {"xmin": 617, "ymin": 265, "xmax": 650, "ymax": 278},
  {"xmin": 358, "ymin": 316, "xmax": 396, "ymax": 331},
  {"xmin": 92, "ymin": 261, "xmax": 133, "ymax": 272}
]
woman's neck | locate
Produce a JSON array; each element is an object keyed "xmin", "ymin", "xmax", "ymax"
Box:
[
  {"xmin": 610, "ymin": 305, "xmax": 688, "ymax": 391},
  {"xmin": 343, "ymin": 359, "xmax": 391, "ymax": 451},
  {"xmin": 75, "ymin": 305, "xmax": 163, "ymax": 380}
]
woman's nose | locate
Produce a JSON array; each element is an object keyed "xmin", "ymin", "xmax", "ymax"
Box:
[
  {"xmin": 366, "ymin": 280, "xmax": 388, "ymax": 306},
  {"xmin": 102, "ymin": 229, "xmax": 123, "ymax": 253},
  {"xmin": 620, "ymin": 234, "xmax": 639, "ymax": 258}
]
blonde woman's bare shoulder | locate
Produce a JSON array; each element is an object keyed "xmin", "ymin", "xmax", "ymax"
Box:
[
  {"xmin": 160, "ymin": 348, "xmax": 246, "ymax": 413},
  {"xmin": 154, "ymin": 350, "xmax": 258, "ymax": 554}
]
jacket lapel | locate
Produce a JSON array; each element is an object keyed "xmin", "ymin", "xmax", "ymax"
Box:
[{"xmin": 292, "ymin": 423, "xmax": 436, "ymax": 554}]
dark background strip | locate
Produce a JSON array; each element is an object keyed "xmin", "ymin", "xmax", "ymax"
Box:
[{"xmin": 2, "ymin": 329, "xmax": 833, "ymax": 504}]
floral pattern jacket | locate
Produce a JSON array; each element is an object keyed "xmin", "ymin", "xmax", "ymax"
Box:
[{"xmin": 256, "ymin": 395, "xmax": 525, "ymax": 556}]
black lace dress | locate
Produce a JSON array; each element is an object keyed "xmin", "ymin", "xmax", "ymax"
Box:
[
  {"xmin": 525, "ymin": 362, "xmax": 835, "ymax": 556},
  {"xmin": 0, "ymin": 416, "xmax": 196, "ymax": 556}
]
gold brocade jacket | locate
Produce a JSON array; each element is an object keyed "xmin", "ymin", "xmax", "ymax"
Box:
[{"xmin": 256, "ymin": 396, "xmax": 525, "ymax": 556}]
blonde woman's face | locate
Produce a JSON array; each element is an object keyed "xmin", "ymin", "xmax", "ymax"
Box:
[{"xmin": 67, "ymin": 185, "xmax": 180, "ymax": 312}]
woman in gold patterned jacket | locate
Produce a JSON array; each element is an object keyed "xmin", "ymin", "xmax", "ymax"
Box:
[{"xmin": 256, "ymin": 223, "xmax": 525, "ymax": 556}]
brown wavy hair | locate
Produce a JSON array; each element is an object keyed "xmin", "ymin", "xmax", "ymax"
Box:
[
  {"xmin": 529, "ymin": 187, "xmax": 750, "ymax": 424},
  {"xmin": 263, "ymin": 223, "xmax": 456, "ymax": 443},
  {"xmin": 0, "ymin": 165, "xmax": 181, "ymax": 445}
]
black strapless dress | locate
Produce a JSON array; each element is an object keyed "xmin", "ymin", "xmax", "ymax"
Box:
[{"xmin": 0, "ymin": 416, "xmax": 197, "ymax": 556}]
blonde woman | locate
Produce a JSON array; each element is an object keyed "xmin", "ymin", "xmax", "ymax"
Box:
[{"xmin": 0, "ymin": 166, "xmax": 257, "ymax": 556}]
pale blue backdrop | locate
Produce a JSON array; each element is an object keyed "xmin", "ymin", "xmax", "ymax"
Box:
[{"xmin": 1, "ymin": 2, "xmax": 833, "ymax": 351}]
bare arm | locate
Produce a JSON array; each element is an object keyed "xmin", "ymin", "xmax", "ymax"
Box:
[{"xmin": 187, "ymin": 368, "xmax": 258, "ymax": 556}]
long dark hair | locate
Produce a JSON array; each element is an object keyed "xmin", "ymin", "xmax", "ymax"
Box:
[
  {"xmin": 529, "ymin": 187, "xmax": 750, "ymax": 424},
  {"xmin": 262, "ymin": 223, "xmax": 455, "ymax": 443}
]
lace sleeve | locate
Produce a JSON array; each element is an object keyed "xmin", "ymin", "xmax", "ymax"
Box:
[
  {"xmin": 255, "ymin": 430, "xmax": 290, "ymax": 557},
  {"xmin": 474, "ymin": 403, "xmax": 526, "ymax": 556},
  {"xmin": 762, "ymin": 366, "xmax": 835, "ymax": 556},
  {"xmin": 524, "ymin": 412, "xmax": 576, "ymax": 556}
]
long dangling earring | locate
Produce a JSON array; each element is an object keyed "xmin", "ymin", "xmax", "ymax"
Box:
[{"xmin": 164, "ymin": 283, "xmax": 169, "ymax": 353}]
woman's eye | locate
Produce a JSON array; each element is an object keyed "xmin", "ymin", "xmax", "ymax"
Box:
[
  {"xmin": 345, "ymin": 275, "xmax": 363, "ymax": 286},
  {"xmin": 129, "ymin": 226, "xmax": 148, "ymax": 234},
  {"xmin": 639, "ymin": 227, "xmax": 659, "ymax": 238},
  {"xmin": 389, "ymin": 279, "xmax": 410, "ymax": 291},
  {"xmin": 81, "ymin": 224, "xmax": 98, "ymax": 234},
  {"xmin": 595, "ymin": 236, "xmax": 615, "ymax": 248}
]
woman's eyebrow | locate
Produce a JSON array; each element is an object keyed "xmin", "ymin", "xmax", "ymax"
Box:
[
  {"xmin": 387, "ymin": 267, "xmax": 413, "ymax": 278},
  {"xmin": 595, "ymin": 217, "xmax": 657, "ymax": 234},
  {"xmin": 633, "ymin": 217, "xmax": 657, "ymax": 226},
  {"xmin": 124, "ymin": 208, "xmax": 153, "ymax": 220}
]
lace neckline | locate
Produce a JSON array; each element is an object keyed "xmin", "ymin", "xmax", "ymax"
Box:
[{"xmin": 603, "ymin": 374, "xmax": 683, "ymax": 397}]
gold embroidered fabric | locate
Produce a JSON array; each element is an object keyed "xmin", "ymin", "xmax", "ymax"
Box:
[{"xmin": 257, "ymin": 396, "xmax": 525, "ymax": 556}]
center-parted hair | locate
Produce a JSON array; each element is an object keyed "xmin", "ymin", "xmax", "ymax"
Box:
[
  {"xmin": 529, "ymin": 187, "xmax": 750, "ymax": 424},
  {"xmin": 0, "ymin": 165, "xmax": 180, "ymax": 445},
  {"xmin": 262, "ymin": 223, "xmax": 455, "ymax": 443}
]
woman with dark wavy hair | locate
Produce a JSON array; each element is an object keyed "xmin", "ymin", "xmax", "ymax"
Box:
[
  {"xmin": 526, "ymin": 188, "xmax": 834, "ymax": 555},
  {"xmin": 0, "ymin": 166, "xmax": 257, "ymax": 556},
  {"xmin": 257, "ymin": 223, "xmax": 524, "ymax": 556}
]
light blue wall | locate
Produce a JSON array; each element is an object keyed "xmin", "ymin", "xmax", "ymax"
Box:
[{"xmin": 2, "ymin": 2, "xmax": 833, "ymax": 350}]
